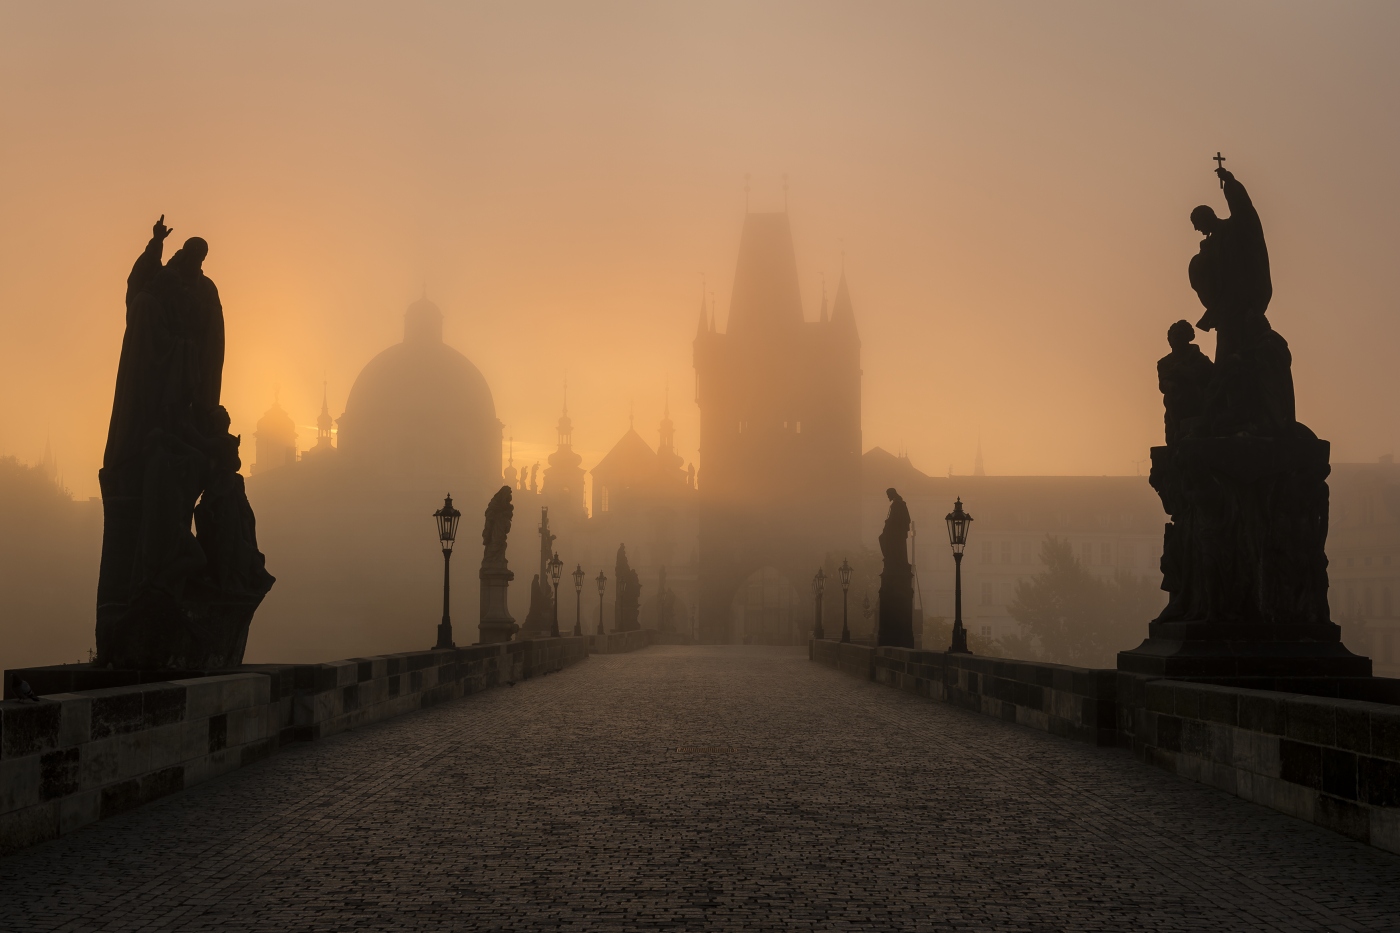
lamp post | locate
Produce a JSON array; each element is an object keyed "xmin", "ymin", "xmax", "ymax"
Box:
[
  {"xmin": 811, "ymin": 568, "xmax": 826, "ymax": 640},
  {"xmin": 945, "ymin": 497, "xmax": 974, "ymax": 654},
  {"xmin": 572, "ymin": 564, "xmax": 585, "ymax": 636},
  {"xmin": 838, "ymin": 558, "xmax": 853, "ymax": 643},
  {"xmin": 596, "ymin": 570, "xmax": 607, "ymax": 635},
  {"xmin": 432, "ymin": 494, "xmax": 462, "ymax": 650},
  {"xmin": 549, "ymin": 552, "xmax": 563, "ymax": 638}
]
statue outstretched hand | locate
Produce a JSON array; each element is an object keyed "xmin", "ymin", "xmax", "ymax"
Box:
[
  {"xmin": 153, "ymin": 214, "xmax": 172, "ymax": 242},
  {"xmin": 1215, "ymin": 166, "xmax": 1235, "ymax": 184}
]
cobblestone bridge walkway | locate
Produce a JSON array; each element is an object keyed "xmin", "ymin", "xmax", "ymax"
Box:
[{"xmin": 3, "ymin": 645, "xmax": 1400, "ymax": 932}]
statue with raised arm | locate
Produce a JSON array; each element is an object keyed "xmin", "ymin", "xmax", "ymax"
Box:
[
  {"xmin": 877, "ymin": 487, "xmax": 915, "ymax": 648},
  {"xmin": 95, "ymin": 217, "xmax": 273, "ymax": 670},
  {"xmin": 1121, "ymin": 160, "xmax": 1365, "ymax": 679},
  {"xmin": 1188, "ymin": 166, "xmax": 1296, "ymax": 437}
]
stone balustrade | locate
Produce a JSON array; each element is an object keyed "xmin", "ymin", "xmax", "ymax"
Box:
[
  {"xmin": 811, "ymin": 638, "xmax": 1400, "ymax": 855},
  {"xmin": 1, "ymin": 637, "xmax": 589, "ymax": 854}
]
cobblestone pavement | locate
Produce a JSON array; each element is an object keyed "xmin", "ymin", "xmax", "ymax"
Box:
[{"xmin": 3, "ymin": 646, "xmax": 1400, "ymax": 932}]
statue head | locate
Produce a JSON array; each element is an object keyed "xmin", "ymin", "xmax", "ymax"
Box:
[
  {"xmin": 1190, "ymin": 205, "xmax": 1219, "ymax": 235},
  {"xmin": 1167, "ymin": 320, "xmax": 1195, "ymax": 352},
  {"xmin": 168, "ymin": 236, "xmax": 209, "ymax": 273},
  {"xmin": 886, "ymin": 487, "xmax": 898, "ymax": 501}
]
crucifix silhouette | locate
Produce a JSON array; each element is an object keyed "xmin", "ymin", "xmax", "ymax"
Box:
[{"xmin": 1213, "ymin": 151, "xmax": 1226, "ymax": 188}]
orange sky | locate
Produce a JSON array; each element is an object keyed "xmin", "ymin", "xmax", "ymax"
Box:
[{"xmin": 2, "ymin": 1, "xmax": 1397, "ymax": 498}]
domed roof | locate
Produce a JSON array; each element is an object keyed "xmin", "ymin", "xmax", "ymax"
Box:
[
  {"xmin": 256, "ymin": 399, "xmax": 296, "ymax": 439},
  {"xmin": 338, "ymin": 297, "xmax": 501, "ymax": 492}
]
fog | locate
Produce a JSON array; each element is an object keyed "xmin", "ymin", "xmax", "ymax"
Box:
[{"xmin": 1, "ymin": 1, "xmax": 1397, "ymax": 667}]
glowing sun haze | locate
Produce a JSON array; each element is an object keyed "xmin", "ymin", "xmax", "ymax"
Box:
[{"xmin": 1, "ymin": 0, "xmax": 1397, "ymax": 496}]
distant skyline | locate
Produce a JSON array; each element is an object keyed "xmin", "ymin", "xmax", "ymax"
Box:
[{"xmin": 2, "ymin": 1, "xmax": 1398, "ymax": 497}]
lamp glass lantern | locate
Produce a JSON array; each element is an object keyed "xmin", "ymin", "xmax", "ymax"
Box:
[
  {"xmin": 945, "ymin": 498, "xmax": 973, "ymax": 554},
  {"xmin": 572, "ymin": 564, "xmax": 585, "ymax": 593},
  {"xmin": 838, "ymin": 558, "xmax": 853, "ymax": 592},
  {"xmin": 434, "ymin": 495, "xmax": 462, "ymax": 553}
]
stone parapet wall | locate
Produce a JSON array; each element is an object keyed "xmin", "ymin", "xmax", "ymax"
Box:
[
  {"xmin": 587, "ymin": 629, "xmax": 661, "ymax": 654},
  {"xmin": 1118, "ymin": 673, "xmax": 1400, "ymax": 854},
  {"xmin": 810, "ymin": 638, "xmax": 1400, "ymax": 855},
  {"xmin": 0, "ymin": 637, "xmax": 588, "ymax": 854},
  {"xmin": 811, "ymin": 640, "xmax": 1115, "ymax": 745}
]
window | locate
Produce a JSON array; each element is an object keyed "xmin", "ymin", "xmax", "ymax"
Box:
[
  {"xmin": 1000, "ymin": 541, "xmax": 1012, "ymax": 564},
  {"xmin": 600, "ymin": 486, "xmax": 610, "ymax": 513},
  {"xmin": 980, "ymin": 581, "xmax": 993, "ymax": 606},
  {"xmin": 980, "ymin": 625, "xmax": 993, "ymax": 638}
]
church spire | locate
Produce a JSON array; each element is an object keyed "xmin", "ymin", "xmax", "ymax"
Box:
[
  {"xmin": 315, "ymin": 382, "xmax": 334, "ymax": 449},
  {"xmin": 830, "ymin": 268, "xmax": 859, "ymax": 343},
  {"xmin": 504, "ymin": 436, "xmax": 518, "ymax": 487},
  {"xmin": 974, "ymin": 438, "xmax": 986, "ymax": 477},
  {"xmin": 696, "ymin": 282, "xmax": 709, "ymax": 339}
]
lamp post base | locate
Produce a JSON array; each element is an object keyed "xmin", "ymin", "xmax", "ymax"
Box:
[
  {"xmin": 948, "ymin": 620, "xmax": 971, "ymax": 654},
  {"xmin": 433, "ymin": 621, "xmax": 456, "ymax": 650}
]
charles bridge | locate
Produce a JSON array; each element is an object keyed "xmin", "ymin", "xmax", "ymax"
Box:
[{"xmin": 2, "ymin": 634, "xmax": 1399, "ymax": 931}]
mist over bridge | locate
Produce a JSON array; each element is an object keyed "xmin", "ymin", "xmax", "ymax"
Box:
[{"xmin": 3, "ymin": 645, "xmax": 1398, "ymax": 932}]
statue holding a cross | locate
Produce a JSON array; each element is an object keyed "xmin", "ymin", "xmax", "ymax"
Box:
[{"xmin": 1186, "ymin": 157, "xmax": 1296, "ymax": 437}]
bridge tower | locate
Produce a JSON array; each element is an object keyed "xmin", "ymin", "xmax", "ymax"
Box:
[{"xmin": 692, "ymin": 210, "xmax": 862, "ymax": 643}]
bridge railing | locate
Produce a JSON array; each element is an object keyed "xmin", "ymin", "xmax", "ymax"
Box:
[
  {"xmin": 0, "ymin": 637, "xmax": 589, "ymax": 855},
  {"xmin": 811, "ymin": 638, "xmax": 1400, "ymax": 856}
]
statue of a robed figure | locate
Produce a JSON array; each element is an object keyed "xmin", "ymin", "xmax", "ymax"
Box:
[
  {"xmin": 96, "ymin": 217, "xmax": 274, "ymax": 670},
  {"xmin": 1119, "ymin": 162, "xmax": 1368, "ymax": 678},
  {"xmin": 877, "ymin": 488, "xmax": 915, "ymax": 648}
]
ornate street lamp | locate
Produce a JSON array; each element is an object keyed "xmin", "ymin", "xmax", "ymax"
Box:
[
  {"xmin": 811, "ymin": 568, "xmax": 826, "ymax": 640},
  {"xmin": 945, "ymin": 497, "xmax": 974, "ymax": 654},
  {"xmin": 572, "ymin": 564, "xmax": 586, "ymax": 636},
  {"xmin": 838, "ymin": 558, "xmax": 853, "ymax": 644},
  {"xmin": 549, "ymin": 552, "xmax": 564, "ymax": 638},
  {"xmin": 596, "ymin": 570, "xmax": 608, "ymax": 635},
  {"xmin": 433, "ymin": 494, "xmax": 462, "ymax": 650}
]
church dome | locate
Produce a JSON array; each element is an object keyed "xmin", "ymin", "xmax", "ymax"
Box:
[{"xmin": 338, "ymin": 297, "xmax": 501, "ymax": 495}]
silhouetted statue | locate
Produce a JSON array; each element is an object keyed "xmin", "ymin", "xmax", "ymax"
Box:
[
  {"xmin": 1120, "ymin": 163, "xmax": 1367, "ymax": 678},
  {"xmin": 613, "ymin": 544, "xmax": 641, "ymax": 632},
  {"xmin": 877, "ymin": 487, "xmax": 915, "ymax": 648},
  {"xmin": 521, "ymin": 507, "xmax": 556, "ymax": 637},
  {"xmin": 1189, "ymin": 166, "xmax": 1296, "ymax": 437},
  {"xmin": 1157, "ymin": 321, "xmax": 1215, "ymax": 445},
  {"xmin": 95, "ymin": 218, "xmax": 273, "ymax": 670},
  {"xmin": 479, "ymin": 485, "xmax": 518, "ymax": 643}
]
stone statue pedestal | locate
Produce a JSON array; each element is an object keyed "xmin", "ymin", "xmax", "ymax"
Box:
[
  {"xmin": 478, "ymin": 564, "xmax": 517, "ymax": 644},
  {"xmin": 1119, "ymin": 435, "xmax": 1370, "ymax": 679}
]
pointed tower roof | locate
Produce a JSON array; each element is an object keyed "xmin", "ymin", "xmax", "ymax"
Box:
[
  {"xmin": 592, "ymin": 426, "xmax": 658, "ymax": 486},
  {"xmin": 726, "ymin": 212, "xmax": 804, "ymax": 340},
  {"xmin": 830, "ymin": 270, "xmax": 859, "ymax": 342},
  {"xmin": 974, "ymin": 439, "xmax": 986, "ymax": 477},
  {"xmin": 695, "ymin": 289, "xmax": 709, "ymax": 339}
]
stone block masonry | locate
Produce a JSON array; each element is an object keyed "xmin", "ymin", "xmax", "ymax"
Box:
[
  {"xmin": 0, "ymin": 636, "xmax": 589, "ymax": 854},
  {"xmin": 812, "ymin": 638, "xmax": 1400, "ymax": 855}
]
